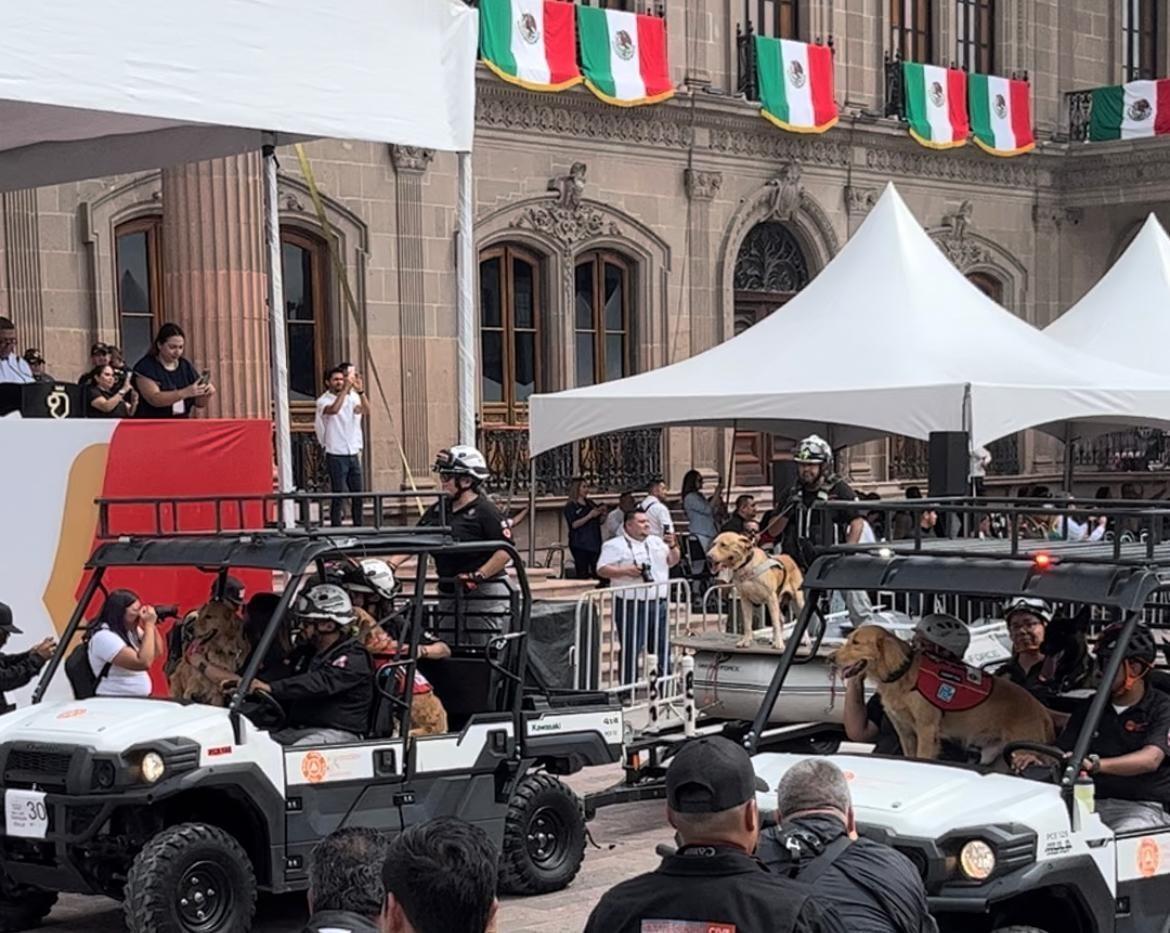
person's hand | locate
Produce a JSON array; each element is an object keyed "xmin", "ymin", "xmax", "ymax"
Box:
[
  {"xmin": 139, "ymin": 605, "xmax": 158, "ymax": 626},
  {"xmin": 251, "ymin": 678, "xmax": 271, "ymax": 694},
  {"xmin": 625, "ymin": 564, "xmax": 645, "ymax": 578},
  {"xmin": 663, "ymin": 532, "xmax": 677, "ymax": 549},
  {"xmin": 350, "ymin": 372, "xmax": 365, "ymax": 394},
  {"xmin": 31, "ymin": 638, "xmax": 56, "ymax": 661},
  {"xmin": 1010, "ymin": 750, "xmax": 1058, "ymax": 773}
]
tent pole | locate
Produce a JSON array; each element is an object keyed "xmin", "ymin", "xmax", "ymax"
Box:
[
  {"xmin": 263, "ymin": 140, "xmax": 294, "ymax": 528},
  {"xmin": 725, "ymin": 421, "xmax": 737, "ymax": 515},
  {"xmin": 456, "ymin": 151, "xmax": 476, "ymax": 447},
  {"xmin": 1063, "ymin": 423, "xmax": 1075, "ymax": 494},
  {"xmin": 527, "ymin": 456, "xmax": 536, "ymax": 567}
]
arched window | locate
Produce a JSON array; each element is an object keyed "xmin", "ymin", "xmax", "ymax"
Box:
[
  {"xmin": 956, "ymin": 0, "xmax": 994, "ymax": 74},
  {"xmin": 891, "ymin": 0, "xmax": 933, "ymax": 62},
  {"xmin": 480, "ymin": 244, "xmax": 544, "ymax": 424},
  {"xmin": 967, "ymin": 270, "xmax": 1004, "ymax": 303},
  {"xmin": 574, "ymin": 251, "xmax": 631, "ymax": 388},
  {"xmin": 114, "ymin": 216, "xmax": 163, "ymax": 364},
  {"xmin": 280, "ymin": 228, "xmax": 330, "ymax": 402}
]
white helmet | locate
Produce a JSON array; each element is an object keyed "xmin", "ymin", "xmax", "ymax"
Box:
[
  {"xmin": 915, "ymin": 613, "xmax": 971, "ymax": 659},
  {"xmin": 1004, "ymin": 597, "xmax": 1053, "ymax": 624},
  {"xmin": 434, "ymin": 445, "xmax": 490, "ymax": 482},
  {"xmin": 294, "ymin": 583, "xmax": 354, "ymax": 626},
  {"xmin": 352, "ymin": 558, "xmax": 397, "ymax": 600},
  {"xmin": 795, "ymin": 434, "xmax": 832, "ymax": 466}
]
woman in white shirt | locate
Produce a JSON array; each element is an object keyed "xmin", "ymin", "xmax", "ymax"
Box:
[{"xmin": 87, "ymin": 589, "xmax": 163, "ymax": 697}]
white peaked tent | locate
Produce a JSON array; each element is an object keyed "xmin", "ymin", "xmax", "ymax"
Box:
[
  {"xmin": 529, "ymin": 184, "xmax": 1170, "ymax": 456},
  {"xmin": 1045, "ymin": 213, "xmax": 1170, "ymax": 376}
]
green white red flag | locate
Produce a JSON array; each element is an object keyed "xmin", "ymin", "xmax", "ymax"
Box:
[
  {"xmin": 968, "ymin": 74, "xmax": 1034, "ymax": 156},
  {"xmin": 903, "ymin": 62, "xmax": 969, "ymax": 149},
  {"xmin": 755, "ymin": 37, "xmax": 838, "ymax": 134},
  {"xmin": 1090, "ymin": 80, "xmax": 1170, "ymax": 141},
  {"xmin": 479, "ymin": 0, "xmax": 582, "ymax": 92},
  {"xmin": 577, "ymin": 7, "xmax": 674, "ymax": 107}
]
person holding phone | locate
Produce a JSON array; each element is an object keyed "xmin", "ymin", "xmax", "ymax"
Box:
[
  {"xmin": 85, "ymin": 364, "xmax": 138, "ymax": 418},
  {"xmin": 132, "ymin": 322, "xmax": 214, "ymax": 418}
]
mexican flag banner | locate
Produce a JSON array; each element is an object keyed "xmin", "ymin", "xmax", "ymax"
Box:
[
  {"xmin": 479, "ymin": 0, "xmax": 582, "ymax": 92},
  {"xmin": 755, "ymin": 37, "xmax": 838, "ymax": 133},
  {"xmin": 903, "ymin": 63, "xmax": 969, "ymax": 149},
  {"xmin": 578, "ymin": 7, "xmax": 674, "ymax": 107},
  {"xmin": 1090, "ymin": 80, "xmax": 1170, "ymax": 140},
  {"xmin": 968, "ymin": 74, "xmax": 1035, "ymax": 156}
]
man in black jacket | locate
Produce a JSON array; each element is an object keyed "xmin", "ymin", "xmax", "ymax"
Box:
[
  {"xmin": 303, "ymin": 826, "xmax": 386, "ymax": 933},
  {"xmin": 0, "ymin": 602, "xmax": 55, "ymax": 714},
  {"xmin": 585, "ymin": 736, "xmax": 844, "ymax": 933},
  {"xmin": 759, "ymin": 758, "xmax": 936, "ymax": 933}
]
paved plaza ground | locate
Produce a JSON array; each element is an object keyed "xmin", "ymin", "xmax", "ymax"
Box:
[{"xmin": 31, "ymin": 764, "xmax": 672, "ymax": 933}]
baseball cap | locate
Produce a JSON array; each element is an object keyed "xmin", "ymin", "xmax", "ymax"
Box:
[
  {"xmin": 90, "ymin": 342, "xmax": 110, "ymax": 356},
  {"xmin": 0, "ymin": 602, "xmax": 22, "ymax": 635},
  {"xmin": 666, "ymin": 736, "xmax": 767, "ymax": 813},
  {"xmin": 211, "ymin": 576, "xmax": 246, "ymax": 607},
  {"xmin": 22, "ymin": 348, "xmax": 44, "ymax": 366}
]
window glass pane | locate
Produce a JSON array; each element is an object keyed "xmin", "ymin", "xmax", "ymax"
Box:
[
  {"xmin": 116, "ymin": 232, "xmax": 151, "ymax": 315},
  {"xmin": 605, "ymin": 334, "xmax": 625, "ymax": 382},
  {"xmin": 288, "ymin": 323, "xmax": 317, "ymax": 401},
  {"xmin": 283, "ymin": 244, "xmax": 314, "ymax": 322},
  {"xmin": 121, "ymin": 315, "xmax": 153, "ymax": 366},
  {"xmin": 576, "ymin": 334, "xmax": 595, "ymax": 388},
  {"xmin": 575, "ymin": 263, "xmax": 595, "ymax": 331},
  {"xmin": 514, "ymin": 332, "xmax": 536, "ymax": 402},
  {"xmin": 513, "ymin": 258, "xmax": 535, "ymax": 329},
  {"xmin": 604, "ymin": 263, "xmax": 624, "ymax": 331},
  {"xmin": 480, "ymin": 257, "xmax": 502, "ymax": 328},
  {"xmin": 481, "ymin": 330, "xmax": 504, "ymax": 402}
]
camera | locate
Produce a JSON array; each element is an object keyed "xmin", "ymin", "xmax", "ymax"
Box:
[
  {"xmin": 638, "ymin": 563, "xmax": 654, "ymax": 584},
  {"xmin": 155, "ymin": 604, "xmax": 180, "ymax": 621}
]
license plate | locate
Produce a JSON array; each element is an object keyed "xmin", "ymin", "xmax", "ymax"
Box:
[{"xmin": 4, "ymin": 790, "xmax": 48, "ymax": 839}]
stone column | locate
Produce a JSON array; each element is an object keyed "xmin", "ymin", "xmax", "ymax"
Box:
[
  {"xmin": 2, "ymin": 190, "xmax": 45, "ymax": 350},
  {"xmin": 391, "ymin": 145, "xmax": 435, "ymax": 476},
  {"xmin": 684, "ymin": 168, "xmax": 722, "ymax": 469},
  {"xmin": 161, "ymin": 154, "xmax": 270, "ymax": 417}
]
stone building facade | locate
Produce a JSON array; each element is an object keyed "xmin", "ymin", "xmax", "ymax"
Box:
[{"xmin": 4, "ymin": 0, "xmax": 1170, "ymax": 532}]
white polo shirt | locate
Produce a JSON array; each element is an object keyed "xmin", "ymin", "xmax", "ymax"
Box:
[
  {"xmin": 639, "ymin": 494, "xmax": 674, "ymax": 538},
  {"xmin": 315, "ymin": 390, "xmax": 364, "ymax": 455},
  {"xmin": 0, "ymin": 353, "xmax": 32, "ymax": 384},
  {"xmin": 597, "ymin": 532, "xmax": 671, "ymax": 600}
]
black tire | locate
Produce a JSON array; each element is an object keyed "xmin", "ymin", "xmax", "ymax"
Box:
[
  {"xmin": 0, "ymin": 873, "xmax": 56, "ymax": 932},
  {"xmin": 123, "ymin": 822, "xmax": 257, "ymax": 933},
  {"xmin": 499, "ymin": 773, "xmax": 586, "ymax": 896}
]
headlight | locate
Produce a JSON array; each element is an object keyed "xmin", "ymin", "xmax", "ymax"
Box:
[
  {"xmin": 140, "ymin": 751, "xmax": 166, "ymax": 784},
  {"xmin": 959, "ymin": 840, "xmax": 996, "ymax": 880}
]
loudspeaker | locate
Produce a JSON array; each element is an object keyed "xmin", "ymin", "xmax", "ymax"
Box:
[
  {"xmin": 928, "ymin": 431, "xmax": 970, "ymax": 497},
  {"xmin": 772, "ymin": 459, "xmax": 799, "ymax": 506}
]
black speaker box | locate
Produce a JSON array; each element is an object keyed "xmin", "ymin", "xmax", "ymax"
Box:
[{"xmin": 928, "ymin": 431, "xmax": 970, "ymax": 497}]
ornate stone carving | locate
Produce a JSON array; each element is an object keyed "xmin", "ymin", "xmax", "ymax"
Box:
[
  {"xmin": 942, "ymin": 200, "xmax": 974, "ymax": 240},
  {"xmin": 281, "ymin": 192, "xmax": 305, "ymax": 213},
  {"xmin": 548, "ymin": 162, "xmax": 587, "ymax": 210},
  {"xmin": 930, "ymin": 201, "xmax": 988, "ymax": 271},
  {"xmin": 865, "ymin": 145, "xmax": 1035, "ymax": 188},
  {"xmin": 844, "ymin": 185, "xmax": 877, "ymax": 215},
  {"xmin": 734, "ymin": 222, "xmax": 810, "ymax": 292},
  {"xmin": 510, "ymin": 200, "xmax": 621, "ymax": 251},
  {"xmin": 707, "ymin": 127, "xmax": 850, "ymax": 166},
  {"xmin": 684, "ymin": 169, "xmax": 723, "ymax": 201},
  {"xmin": 390, "ymin": 145, "xmax": 435, "ymax": 174},
  {"xmin": 764, "ymin": 162, "xmax": 802, "ymax": 222}
]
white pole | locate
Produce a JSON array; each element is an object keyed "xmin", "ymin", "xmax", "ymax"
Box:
[
  {"xmin": 263, "ymin": 140, "xmax": 294, "ymax": 528},
  {"xmin": 456, "ymin": 151, "xmax": 476, "ymax": 447}
]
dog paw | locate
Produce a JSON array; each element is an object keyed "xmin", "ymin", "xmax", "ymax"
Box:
[
  {"xmin": 772, "ymin": 639, "xmax": 786, "ymax": 652},
  {"xmin": 736, "ymin": 636, "xmax": 754, "ymax": 648}
]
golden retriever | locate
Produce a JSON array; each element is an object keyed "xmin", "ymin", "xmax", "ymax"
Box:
[
  {"xmin": 833, "ymin": 625, "xmax": 1054, "ymax": 764},
  {"xmin": 169, "ymin": 600, "xmax": 249, "ymax": 706},
  {"xmin": 355, "ymin": 606, "xmax": 448, "ymax": 736},
  {"xmin": 707, "ymin": 532, "xmax": 805, "ymax": 651}
]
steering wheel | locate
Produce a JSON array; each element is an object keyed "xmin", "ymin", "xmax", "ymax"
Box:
[
  {"xmin": 239, "ymin": 689, "xmax": 286, "ymax": 731},
  {"xmin": 1002, "ymin": 740, "xmax": 1069, "ymax": 782}
]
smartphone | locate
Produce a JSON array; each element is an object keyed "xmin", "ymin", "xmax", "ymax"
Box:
[{"xmin": 197, "ymin": 370, "xmax": 211, "ymax": 386}]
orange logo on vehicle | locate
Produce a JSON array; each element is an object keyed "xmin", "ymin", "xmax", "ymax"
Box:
[
  {"xmin": 1138, "ymin": 837, "xmax": 1161, "ymax": 878},
  {"xmin": 843, "ymin": 770, "xmax": 856, "ymax": 782},
  {"xmin": 301, "ymin": 752, "xmax": 329, "ymax": 784},
  {"xmin": 56, "ymin": 708, "xmax": 86, "ymax": 720}
]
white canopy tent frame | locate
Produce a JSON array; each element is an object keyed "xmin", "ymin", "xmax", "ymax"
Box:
[{"xmin": 0, "ymin": 0, "xmax": 481, "ymax": 506}]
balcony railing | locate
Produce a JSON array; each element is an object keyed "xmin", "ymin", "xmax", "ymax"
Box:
[
  {"xmin": 1069, "ymin": 429, "xmax": 1170, "ymax": 473},
  {"xmin": 291, "ymin": 430, "xmax": 329, "ymax": 492},
  {"xmin": 737, "ymin": 24, "xmax": 833, "ymax": 102},
  {"xmin": 1066, "ymin": 89, "xmax": 1093, "ymax": 142},
  {"xmin": 479, "ymin": 425, "xmax": 663, "ymax": 497},
  {"xmin": 884, "ymin": 50, "xmax": 905, "ymax": 118}
]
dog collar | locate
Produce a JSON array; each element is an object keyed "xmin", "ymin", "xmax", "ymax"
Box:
[{"xmin": 881, "ymin": 651, "xmax": 915, "ymax": 684}]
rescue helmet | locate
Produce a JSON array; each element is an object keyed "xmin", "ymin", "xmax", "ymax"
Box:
[
  {"xmin": 293, "ymin": 583, "xmax": 354, "ymax": 628},
  {"xmin": 915, "ymin": 613, "xmax": 971, "ymax": 659},
  {"xmin": 1097, "ymin": 622, "xmax": 1157, "ymax": 667},
  {"xmin": 348, "ymin": 558, "xmax": 398, "ymax": 600},
  {"xmin": 1003, "ymin": 596, "xmax": 1054, "ymax": 625},
  {"xmin": 434, "ymin": 445, "xmax": 490, "ymax": 482},
  {"xmin": 794, "ymin": 434, "xmax": 832, "ymax": 466}
]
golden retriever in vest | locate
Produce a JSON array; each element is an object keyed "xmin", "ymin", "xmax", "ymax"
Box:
[
  {"xmin": 355, "ymin": 607, "xmax": 448, "ymax": 736},
  {"xmin": 169, "ymin": 600, "xmax": 249, "ymax": 706},
  {"xmin": 707, "ymin": 532, "xmax": 805, "ymax": 651}
]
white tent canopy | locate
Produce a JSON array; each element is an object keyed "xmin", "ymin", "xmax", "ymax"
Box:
[
  {"xmin": 1045, "ymin": 213, "xmax": 1170, "ymax": 376},
  {"xmin": 0, "ymin": 0, "xmax": 477, "ymax": 190},
  {"xmin": 530, "ymin": 185, "xmax": 1170, "ymax": 456}
]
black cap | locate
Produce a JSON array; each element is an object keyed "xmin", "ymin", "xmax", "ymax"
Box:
[
  {"xmin": 211, "ymin": 576, "xmax": 246, "ymax": 607},
  {"xmin": 90, "ymin": 342, "xmax": 110, "ymax": 356},
  {"xmin": 666, "ymin": 737, "xmax": 767, "ymax": 813},
  {"xmin": 22, "ymin": 348, "xmax": 44, "ymax": 365},
  {"xmin": 0, "ymin": 602, "xmax": 22, "ymax": 635}
]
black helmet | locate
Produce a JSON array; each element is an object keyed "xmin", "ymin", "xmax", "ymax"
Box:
[{"xmin": 1097, "ymin": 623, "xmax": 1157, "ymax": 667}]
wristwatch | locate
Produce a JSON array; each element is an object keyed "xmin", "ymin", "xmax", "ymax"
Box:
[{"xmin": 1086, "ymin": 753, "xmax": 1101, "ymax": 775}]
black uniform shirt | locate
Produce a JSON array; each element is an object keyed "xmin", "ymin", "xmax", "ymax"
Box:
[
  {"xmin": 780, "ymin": 476, "xmax": 858, "ymax": 565},
  {"xmin": 583, "ymin": 844, "xmax": 846, "ymax": 933},
  {"xmin": 419, "ymin": 494, "xmax": 510, "ymax": 589},
  {"xmin": 1058, "ymin": 684, "xmax": 1170, "ymax": 803},
  {"xmin": 269, "ymin": 636, "xmax": 372, "ymax": 736}
]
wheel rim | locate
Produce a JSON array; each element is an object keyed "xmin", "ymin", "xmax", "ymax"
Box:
[
  {"xmin": 526, "ymin": 805, "xmax": 571, "ymax": 872},
  {"xmin": 175, "ymin": 860, "xmax": 232, "ymax": 932}
]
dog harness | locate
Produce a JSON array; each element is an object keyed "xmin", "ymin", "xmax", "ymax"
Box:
[
  {"xmin": 731, "ymin": 551, "xmax": 785, "ymax": 584},
  {"xmin": 914, "ymin": 652, "xmax": 993, "ymax": 712}
]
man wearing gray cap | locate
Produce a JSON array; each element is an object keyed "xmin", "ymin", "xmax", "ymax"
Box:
[
  {"xmin": 0, "ymin": 602, "xmax": 56, "ymax": 714},
  {"xmin": 584, "ymin": 736, "xmax": 845, "ymax": 933}
]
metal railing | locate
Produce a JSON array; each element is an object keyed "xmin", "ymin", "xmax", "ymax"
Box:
[
  {"xmin": 291, "ymin": 429, "xmax": 329, "ymax": 492},
  {"xmin": 737, "ymin": 23, "xmax": 833, "ymax": 102},
  {"xmin": 884, "ymin": 50, "xmax": 906, "ymax": 118},
  {"xmin": 1067, "ymin": 89, "xmax": 1093, "ymax": 142},
  {"xmin": 1068, "ymin": 429, "xmax": 1170, "ymax": 473}
]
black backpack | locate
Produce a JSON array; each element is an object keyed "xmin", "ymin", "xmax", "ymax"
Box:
[{"xmin": 64, "ymin": 626, "xmax": 123, "ymax": 699}]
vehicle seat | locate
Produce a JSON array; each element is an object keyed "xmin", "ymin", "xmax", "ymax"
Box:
[{"xmin": 418, "ymin": 655, "xmax": 498, "ymax": 731}]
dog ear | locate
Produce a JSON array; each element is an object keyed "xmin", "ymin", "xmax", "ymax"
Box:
[{"xmin": 874, "ymin": 628, "xmax": 907, "ymax": 671}]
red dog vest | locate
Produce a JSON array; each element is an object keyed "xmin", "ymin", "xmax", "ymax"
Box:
[{"xmin": 915, "ymin": 653, "xmax": 992, "ymax": 712}]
